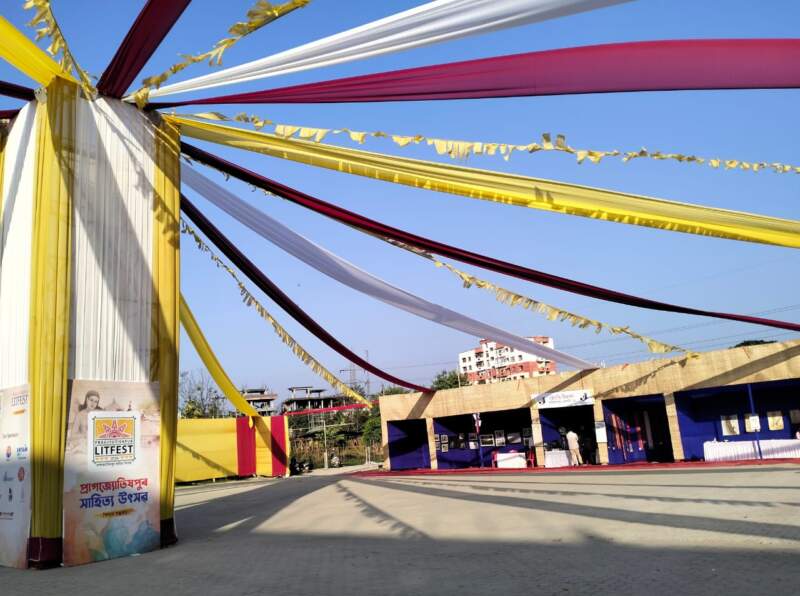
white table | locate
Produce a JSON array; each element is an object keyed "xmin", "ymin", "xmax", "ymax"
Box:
[
  {"xmin": 703, "ymin": 439, "xmax": 800, "ymax": 462},
  {"xmin": 496, "ymin": 452, "xmax": 527, "ymax": 469},
  {"xmin": 544, "ymin": 449, "xmax": 571, "ymax": 468}
]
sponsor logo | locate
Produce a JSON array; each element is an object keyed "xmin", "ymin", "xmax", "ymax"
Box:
[
  {"xmin": 92, "ymin": 416, "xmax": 136, "ymax": 466},
  {"xmin": 10, "ymin": 394, "xmax": 28, "ymax": 408},
  {"xmin": 17, "ymin": 467, "xmax": 25, "ymax": 482},
  {"xmin": 7, "ymin": 487, "xmax": 12, "ymax": 503},
  {"xmin": 15, "ymin": 445, "xmax": 28, "ymax": 460},
  {"xmin": 4, "ymin": 445, "xmax": 10, "ymax": 461},
  {"xmin": 2, "ymin": 471, "xmax": 12, "ymax": 482}
]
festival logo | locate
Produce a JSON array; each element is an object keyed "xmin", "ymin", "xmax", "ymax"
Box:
[
  {"xmin": 15, "ymin": 446, "xmax": 28, "ymax": 460},
  {"xmin": 91, "ymin": 416, "xmax": 137, "ymax": 466},
  {"xmin": 3, "ymin": 446, "xmax": 10, "ymax": 461}
]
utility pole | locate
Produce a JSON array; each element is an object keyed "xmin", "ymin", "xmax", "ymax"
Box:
[
  {"xmin": 322, "ymin": 415, "xmax": 329, "ymax": 469},
  {"xmin": 364, "ymin": 349, "xmax": 371, "ymax": 397}
]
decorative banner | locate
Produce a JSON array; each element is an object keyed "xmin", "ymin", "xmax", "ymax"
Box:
[
  {"xmin": 96, "ymin": 0, "xmax": 192, "ymax": 98},
  {"xmin": 173, "ymin": 117, "xmax": 800, "ymax": 249},
  {"xmin": 533, "ymin": 389, "xmax": 594, "ymax": 409},
  {"xmin": 180, "ymin": 144, "xmax": 800, "ymax": 334},
  {"xmin": 145, "ymin": 0, "xmax": 629, "ymax": 99},
  {"xmin": 63, "ymin": 381, "xmax": 161, "ymax": 566},
  {"xmin": 186, "ymin": 111, "xmax": 800, "ymax": 175},
  {"xmin": 149, "ymin": 38, "xmax": 800, "ymax": 107},
  {"xmin": 182, "ymin": 165, "xmax": 594, "ymax": 369},
  {"xmin": 131, "ymin": 0, "xmax": 311, "ymax": 107},
  {"xmin": 0, "ymin": 385, "xmax": 31, "ymax": 569},
  {"xmin": 181, "ymin": 195, "xmax": 431, "ymax": 393}
]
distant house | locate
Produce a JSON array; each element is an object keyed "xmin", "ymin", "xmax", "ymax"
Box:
[
  {"xmin": 282, "ymin": 386, "xmax": 345, "ymax": 413},
  {"xmin": 242, "ymin": 387, "xmax": 279, "ymax": 416}
]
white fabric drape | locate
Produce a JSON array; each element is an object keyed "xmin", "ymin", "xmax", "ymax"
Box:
[
  {"xmin": 147, "ymin": 0, "xmax": 628, "ymax": 99},
  {"xmin": 183, "ymin": 166, "xmax": 593, "ymax": 370},
  {"xmin": 70, "ymin": 98, "xmax": 156, "ymax": 381},
  {"xmin": 0, "ymin": 103, "xmax": 37, "ymax": 388}
]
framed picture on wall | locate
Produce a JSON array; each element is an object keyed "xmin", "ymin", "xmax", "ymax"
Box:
[
  {"xmin": 440, "ymin": 443, "xmax": 449, "ymax": 453},
  {"xmin": 507, "ymin": 432, "xmax": 522, "ymax": 444},
  {"xmin": 440, "ymin": 434, "xmax": 449, "ymax": 443},
  {"xmin": 767, "ymin": 411, "xmax": 784, "ymax": 431},
  {"xmin": 494, "ymin": 430, "xmax": 506, "ymax": 446},
  {"xmin": 468, "ymin": 433, "xmax": 477, "ymax": 442},
  {"xmin": 522, "ymin": 427, "xmax": 532, "ymax": 437},
  {"xmin": 480, "ymin": 434, "xmax": 494, "ymax": 447},
  {"xmin": 791, "ymin": 409, "xmax": 800, "ymax": 424},
  {"xmin": 744, "ymin": 413, "xmax": 761, "ymax": 433},
  {"xmin": 468, "ymin": 441, "xmax": 479, "ymax": 450},
  {"xmin": 523, "ymin": 437, "xmax": 533, "ymax": 447},
  {"xmin": 721, "ymin": 414, "xmax": 740, "ymax": 436}
]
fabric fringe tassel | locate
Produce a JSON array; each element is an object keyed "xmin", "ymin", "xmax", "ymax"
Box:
[
  {"xmin": 132, "ymin": 0, "xmax": 310, "ymax": 108},
  {"xmin": 180, "ymin": 218, "xmax": 369, "ymax": 405},
  {"xmin": 24, "ymin": 0, "xmax": 95, "ymax": 98},
  {"xmin": 379, "ymin": 236, "xmax": 696, "ymax": 358},
  {"xmin": 187, "ymin": 111, "xmax": 800, "ymax": 175}
]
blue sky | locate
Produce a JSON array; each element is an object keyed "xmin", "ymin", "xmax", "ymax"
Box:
[{"xmin": 2, "ymin": 0, "xmax": 798, "ymax": 398}]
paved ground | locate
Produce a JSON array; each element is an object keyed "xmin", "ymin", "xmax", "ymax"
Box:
[{"xmin": 3, "ymin": 463, "xmax": 800, "ymax": 595}]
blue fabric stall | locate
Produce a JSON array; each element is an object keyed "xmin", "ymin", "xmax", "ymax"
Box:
[
  {"xmin": 675, "ymin": 380, "xmax": 800, "ymax": 460},
  {"xmin": 387, "ymin": 419, "xmax": 430, "ymax": 470},
  {"xmin": 603, "ymin": 395, "xmax": 674, "ymax": 464}
]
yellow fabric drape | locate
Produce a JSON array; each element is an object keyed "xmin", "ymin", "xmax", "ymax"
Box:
[
  {"xmin": 0, "ymin": 124, "xmax": 7, "ymax": 220},
  {"xmin": 152, "ymin": 118, "xmax": 181, "ymax": 522},
  {"xmin": 172, "ymin": 116, "xmax": 800, "ymax": 249},
  {"xmin": 131, "ymin": 0, "xmax": 311, "ymax": 107},
  {"xmin": 175, "ymin": 418, "xmax": 238, "ymax": 482},
  {"xmin": 179, "ymin": 294, "xmax": 260, "ymax": 417},
  {"xmin": 181, "ymin": 219, "xmax": 369, "ymax": 405},
  {"xmin": 29, "ymin": 77, "xmax": 77, "ymax": 541},
  {"xmin": 0, "ymin": 15, "xmax": 71, "ymax": 86},
  {"xmin": 191, "ymin": 111, "xmax": 800, "ymax": 175}
]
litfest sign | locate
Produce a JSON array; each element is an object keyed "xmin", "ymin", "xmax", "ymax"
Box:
[{"xmin": 89, "ymin": 413, "xmax": 140, "ymax": 467}]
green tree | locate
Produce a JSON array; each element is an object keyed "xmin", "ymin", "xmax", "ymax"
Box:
[
  {"xmin": 179, "ymin": 370, "xmax": 230, "ymax": 418},
  {"xmin": 431, "ymin": 369, "xmax": 468, "ymax": 390}
]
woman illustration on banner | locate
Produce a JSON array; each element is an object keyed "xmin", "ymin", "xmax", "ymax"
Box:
[{"xmin": 68, "ymin": 390, "xmax": 104, "ymax": 451}]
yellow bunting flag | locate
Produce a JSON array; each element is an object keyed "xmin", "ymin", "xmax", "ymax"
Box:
[
  {"xmin": 0, "ymin": 15, "xmax": 71, "ymax": 86},
  {"xmin": 131, "ymin": 0, "xmax": 311, "ymax": 108},
  {"xmin": 187, "ymin": 111, "xmax": 800, "ymax": 175},
  {"xmin": 23, "ymin": 0, "xmax": 95, "ymax": 97},
  {"xmin": 170, "ymin": 116, "xmax": 800, "ymax": 249},
  {"xmin": 179, "ymin": 294, "xmax": 260, "ymax": 417},
  {"xmin": 378, "ymin": 236, "xmax": 694, "ymax": 357},
  {"xmin": 180, "ymin": 220, "xmax": 370, "ymax": 405}
]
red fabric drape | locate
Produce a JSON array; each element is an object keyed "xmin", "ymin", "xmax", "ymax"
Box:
[
  {"xmin": 148, "ymin": 38, "xmax": 800, "ymax": 108},
  {"xmin": 270, "ymin": 416, "xmax": 288, "ymax": 477},
  {"xmin": 180, "ymin": 194, "xmax": 431, "ymax": 393},
  {"xmin": 0, "ymin": 109, "xmax": 21, "ymax": 120},
  {"xmin": 181, "ymin": 143, "xmax": 800, "ymax": 334},
  {"xmin": 236, "ymin": 417, "xmax": 257, "ymax": 476},
  {"xmin": 97, "ymin": 0, "xmax": 191, "ymax": 98},
  {"xmin": 0, "ymin": 79, "xmax": 35, "ymax": 102}
]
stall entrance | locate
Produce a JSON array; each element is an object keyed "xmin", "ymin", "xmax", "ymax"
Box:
[
  {"xmin": 604, "ymin": 395, "xmax": 674, "ymax": 464},
  {"xmin": 387, "ymin": 419, "xmax": 430, "ymax": 470},
  {"xmin": 539, "ymin": 404, "xmax": 597, "ymax": 466}
]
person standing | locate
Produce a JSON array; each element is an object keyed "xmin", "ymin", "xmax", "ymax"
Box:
[{"xmin": 566, "ymin": 429, "xmax": 583, "ymax": 466}]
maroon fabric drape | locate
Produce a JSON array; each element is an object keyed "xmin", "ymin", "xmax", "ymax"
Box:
[
  {"xmin": 180, "ymin": 194, "xmax": 431, "ymax": 393},
  {"xmin": 148, "ymin": 38, "xmax": 800, "ymax": 109},
  {"xmin": 181, "ymin": 143, "xmax": 800, "ymax": 334},
  {"xmin": 0, "ymin": 80, "xmax": 35, "ymax": 102},
  {"xmin": 0, "ymin": 109, "xmax": 21, "ymax": 120},
  {"xmin": 97, "ymin": 0, "xmax": 191, "ymax": 98},
  {"xmin": 236, "ymin": 417, "xmax": 257, "ymax": 476}
]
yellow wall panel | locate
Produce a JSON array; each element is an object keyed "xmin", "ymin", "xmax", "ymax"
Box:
[
  {"xmin": 254, "ymin": 416, "xmax": 273, "ymax": 478},
  {"xmin": 175, "ymin": 418, "xmax": 238, "ymax": 482}
]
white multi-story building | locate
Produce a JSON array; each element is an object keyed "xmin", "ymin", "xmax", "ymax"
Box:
[{"xmin": 458, "ymin": 336, "xmax": 556, "ymax": 385}]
